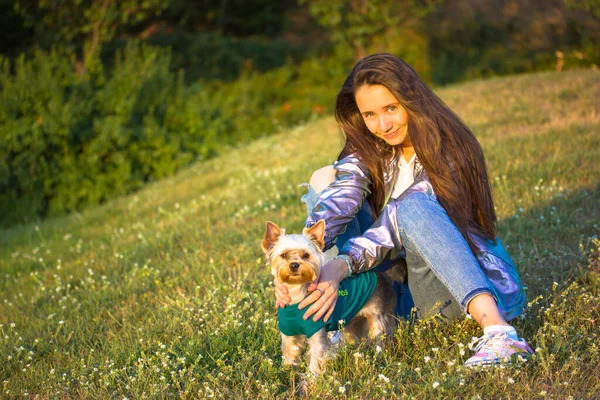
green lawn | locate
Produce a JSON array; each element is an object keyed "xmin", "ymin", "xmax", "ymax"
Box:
[{"xmin": 1, "ymin": 68, "xmax": 599, "ymax": 398}]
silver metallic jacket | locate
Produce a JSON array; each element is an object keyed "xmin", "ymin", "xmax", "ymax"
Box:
[{"xmin": 305, "ymin": 153, "xmax": 526, "ymax": 320}]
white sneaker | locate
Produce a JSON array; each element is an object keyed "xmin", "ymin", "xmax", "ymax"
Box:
[{"xmin": 463, "ymin": 332, "xmax": 534, "ymax": 367}]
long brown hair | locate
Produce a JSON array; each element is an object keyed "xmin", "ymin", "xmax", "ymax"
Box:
[{"xmin": 335, "ymin": 53, "xmax": 497, "ymax": 246}]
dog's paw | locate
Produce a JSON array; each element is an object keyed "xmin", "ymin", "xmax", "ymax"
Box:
[
  {"xmin": 282, "ymin": 356, "xmax": 301, "ymax": 368},
  {"xmin": 308, "ymin": 359, "xmax": 326, "ymax": 375},
  {"xmin": 295, "ymin": 373, "xmax": 314, "ymax": 397}
]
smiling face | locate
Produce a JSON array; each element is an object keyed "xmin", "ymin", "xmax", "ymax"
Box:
[{"xmin": 355, "ymin": 84, "xmax": 411, "ymax": 148}]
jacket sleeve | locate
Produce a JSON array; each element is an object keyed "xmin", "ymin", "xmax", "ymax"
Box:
[
  {"xmin": 470, "ymin": 234, "xmax": 527, "ymax": 321},
  {"xmin": 305, "ymin": 154, "xmax": 372, "ymax": 250},
  {"xmin": 338, "ymin": 198, "xmax": 405, "ymax": 273},
  {"xmin": 337, "ymin": 176, "xmax": 433, "ymax": 273}
]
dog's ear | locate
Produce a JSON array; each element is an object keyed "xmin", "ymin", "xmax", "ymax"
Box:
[
  {"xmin": 303, "ymin": 219, "xmax": 326, "ymax": 250},
  {"xmin": 261, "ymin": 221, "xmax": 283, "ymax": 253}
]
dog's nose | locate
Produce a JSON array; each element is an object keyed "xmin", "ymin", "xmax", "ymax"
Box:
[{"xmin": 290, "ymin": 262, "xmax": 300, "ymax": 271}]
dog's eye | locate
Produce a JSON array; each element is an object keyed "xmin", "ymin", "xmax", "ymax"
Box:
[
  {"xmin": 302, "ymin": 253, "xmax": 310, "ymax": 260},
  {"xmin": 280, "ymin": 252, "xmax": 287, "ymax": 259}
]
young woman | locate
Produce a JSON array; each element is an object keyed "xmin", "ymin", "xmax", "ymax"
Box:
[{"xmin": 274, "ymin": 53, "xmax": 533, "ymax": 367}]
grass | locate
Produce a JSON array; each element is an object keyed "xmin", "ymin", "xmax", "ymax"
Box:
[{"xmin": 1, "ymin": 68, "xmax": 599, "ymax": 398}]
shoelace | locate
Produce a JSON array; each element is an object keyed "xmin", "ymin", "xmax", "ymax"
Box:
[{"xmin": 469, "ymin": 332, "xmax": 510, "ymax": 356}]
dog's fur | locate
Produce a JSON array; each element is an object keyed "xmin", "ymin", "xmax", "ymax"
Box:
[{"xmin": 261, "ymin": 220, "xmax": 397, "ymax": 375}]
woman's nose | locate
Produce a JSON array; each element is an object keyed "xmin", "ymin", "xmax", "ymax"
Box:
[{"xmin": 379, "ymin": 116, "xmax": 392, "ymax": 132}]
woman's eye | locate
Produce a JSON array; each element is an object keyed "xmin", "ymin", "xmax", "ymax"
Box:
[
  {"xmin": 364, "ymin": 112, "xmax": 373, "ymax": 118},
  {"xmin": 388, "ymin": 106, "xmax": 397, "ymax": 112}
]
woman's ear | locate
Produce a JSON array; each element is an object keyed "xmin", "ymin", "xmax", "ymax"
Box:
[{"xmin": 303, "ymin": 219, "xmax": 326, "ymax": 250}]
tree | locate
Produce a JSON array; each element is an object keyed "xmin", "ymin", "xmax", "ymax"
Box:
[
  {"xmin": 14, "ymin": 0, "xmax": 169, "ymax": 74},
  {"xmin": 299, "ymin": 0, "xmax": 441, "ymax": 60},
  {"xmin": 565, "ymin": 0, "xmax": 600, "ymax": 17}
]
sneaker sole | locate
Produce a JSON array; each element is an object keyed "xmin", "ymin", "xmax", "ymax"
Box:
[{"xmin": 464, "ymin": 353, "xmax": 532, "ymax": 368}]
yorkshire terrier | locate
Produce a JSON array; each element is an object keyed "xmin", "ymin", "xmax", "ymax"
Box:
[{"xmin": 261, "ymin": 219, "xmax": 398, "ymax": 375}]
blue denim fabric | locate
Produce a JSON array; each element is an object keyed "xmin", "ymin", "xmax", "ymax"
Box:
[
  {"xmin": 394, "ymin": 192, "xmax": 495, "ymax": 320},
  {"xmin": 302, "ymin": 184, "xmax": 415, "ymax": 318}
]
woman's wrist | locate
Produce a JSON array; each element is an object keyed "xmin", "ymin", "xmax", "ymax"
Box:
[
  {"xmin": 332, "ymin": 256, "xmax": 351, "ymax": 283},
  {"xmin": 335, "ymin": 254, "xmax": 354, "ymax": 279}
]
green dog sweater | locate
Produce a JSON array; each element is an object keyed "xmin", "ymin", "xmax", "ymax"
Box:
[{"xmin": 277, "ymin": 271, "xmax": 378, "ymax": 338}]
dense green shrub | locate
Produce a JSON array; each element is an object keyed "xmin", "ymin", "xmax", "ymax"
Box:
[
  {"xmin": 105, "ymin": 32, "xmax": 308, "ymax": 83},
  {"xmin": 206, "ymin": 47, "xmax": 354, "ymax": 147},
  {"xmin": 425, "ymin": 0, "xmax": 600, "ymax": 84},
  {"xmin": 1, "ymin": 47, "xmax": 82, "ymax": 225},
  {"xmin": 0, "ymin": 41, "xmax": 354, "ymax": 227},
  {"xmin": 0, "ymin": 43, "xmax": 220, "ymax": 226}
]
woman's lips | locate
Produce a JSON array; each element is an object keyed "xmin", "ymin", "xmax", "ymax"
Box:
[{"xmin": 383, "ymin": 129, "xmax": 399, "ymax": 139}]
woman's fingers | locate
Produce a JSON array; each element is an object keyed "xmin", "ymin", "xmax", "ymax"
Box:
[
  {"xmin": 274, "ymin": 278, "xmax": 291, "ymax": 306},
  {"xmin": 323, "ymin": 297, "xmax": 338, "ymax": 323},
  {"xmin": 301, "ymin": 293, "xmax": 325, "ymax": 319},
  {"xmin": 275, "ymin": 298, "xmax": 286, "ymax": 309},
  {"xmin": 274, "ymin": 278, "xmax": 289, "ymax": 295},
  {"xmin": 312, "ymin": 291, "xmax": 337, "ymax": 322},
  {"xmin": 275, "ymin": 285, "xmax": 291, "ymax": 303},
  {"xmin": 301, "ymin": 285, "xmax": 337, "ymax": 321},
  {"xmin": 298, "ymin": 288, "xmax": 323, "ymax": 310}
]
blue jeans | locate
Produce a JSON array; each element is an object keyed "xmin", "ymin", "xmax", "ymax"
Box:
[{"xmin": 302, "ymin": 186, "xmax": 496, "ymax": 321}]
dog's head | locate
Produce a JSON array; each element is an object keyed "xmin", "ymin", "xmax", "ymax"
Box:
[{"xmin": 261, "ymin": 220, "xmax": 326, "ymax": 285}]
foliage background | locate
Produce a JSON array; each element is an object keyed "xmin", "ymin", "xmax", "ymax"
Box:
[
  {"xmin": 0, "ymin": 69, "xmax": 598, "ymax": 398},
  {"xmin": 0, "ymin": 0, "xmax": 598, "ymax": 226},
  {"xmin": 0, "ymin": 1, "xmax": 599, "ymax": 398}
]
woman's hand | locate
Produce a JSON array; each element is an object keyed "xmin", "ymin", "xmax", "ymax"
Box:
[
  {"xmin": 299, "ymin": 257, "xmax": 349, "ymax": 322},
  {"xmin": 274, "ymin": 278, "xmax": 291, "ymax": 308}
]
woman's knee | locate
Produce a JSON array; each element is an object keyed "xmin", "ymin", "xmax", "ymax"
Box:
[
  {"xmin": 395, "ymin": 192, "xmax": 446, "ymax": 231},
  {"xmin": 309, "ymin": 165, "xmax": 336, "ymax": 193},
  {"xmin": 395, "ymin": 192, "xmax": 431, "ymax": 219}
]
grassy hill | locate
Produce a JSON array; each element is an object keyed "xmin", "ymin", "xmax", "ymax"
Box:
[{"xmin": 1, "ymin": 68, "xmax": 599, "ymax": 398}]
